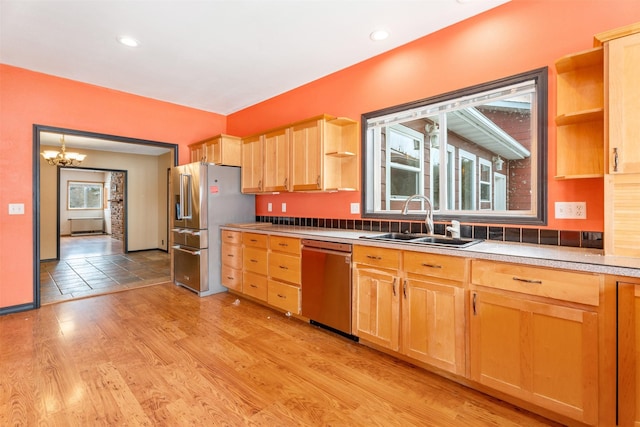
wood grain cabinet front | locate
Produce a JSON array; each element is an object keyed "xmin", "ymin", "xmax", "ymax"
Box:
[
  {"xmin": 469, "ymin": 259, "xmax": 602, "ymax": 425},
  {"xmin": 353, "ymin": 246, "xmax": 467, "ymax": 376},
  {"xmin": 221, "ymin": 230, "xmax": 243, "ymax": 292}
]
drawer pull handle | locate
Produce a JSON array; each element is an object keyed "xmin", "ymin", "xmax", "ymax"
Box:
[
  {"xmin": 279, "ymin": 265, "xmax": 288, "ymax": 270},
  {"xmin": 366, "ymin": 255, "xmax": 382, "ymax": 260},
  {"xmin": 421, "ymin": 263, "xmax": 442, "ymax": 269},
  {"xmin": 392, "ymin": 277, "xmax": 397, "ymax": 296},
  {"xmin": 473, "ymin": 293, "xmax": 477, "ymax": 316},
  {"xmin": 512, "ymin": 276, "xmax": 542, "ymax": 284},
  {"xmin": 277, "ymin": 293, "xmax": 286, "ymax": 299},
  {"xmin": 226, "ymin": 276, "xmax": 234, "ymax": 280},
  {"xmin": 278, "ymin": 243, "xmax": 288, "ymax": 247},
  {"xmin": 250, "ymin": 284, "xmax": 258, "ymax": 288},
  {"xmin": 250, "ymin": 239, "xmax": 257, "ymax": 242},
  {"xmin": 250, "ymin": 259, "xmax": 258, "ymax": 263},
  {"xmin": 227, "ymin": 254, "xmax": 234, "ymax": 258},
  {"xmin": 403, "ymin": 280, "xmax": 407, "ymax": 298}
]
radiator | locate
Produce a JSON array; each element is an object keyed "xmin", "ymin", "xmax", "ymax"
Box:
[{"xmin": 69, "ymin": 217, "xmax": 104, "ymax": 235}]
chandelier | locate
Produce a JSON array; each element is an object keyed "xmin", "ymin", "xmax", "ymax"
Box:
[{"xmin": 41, "ymin": 135, "xmax": 86, "ymax": 166}]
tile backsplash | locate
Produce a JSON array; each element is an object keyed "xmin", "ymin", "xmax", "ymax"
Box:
[{"xmin": 256, "ymin": 216, "xmax": 603, "ymax": 250}]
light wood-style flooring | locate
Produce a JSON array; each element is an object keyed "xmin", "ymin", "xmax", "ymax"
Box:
[{"xmin": 0, "ymin": 284, "xmax": 561, "ymax": 426}]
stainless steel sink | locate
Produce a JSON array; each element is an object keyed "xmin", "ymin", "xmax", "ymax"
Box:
[{"xmin": 361, "ymin": 233, "xmax": 481, "ymax": 248}]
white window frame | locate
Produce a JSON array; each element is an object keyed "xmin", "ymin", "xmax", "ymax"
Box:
[
  {"xmin": 479, "ymin": 158, "xmax": 492, "ymax": 210},
  {"xmin": 385, "ymin": 124, "xmax": 424, "ymax": 203},
  {"xmin": 458, "ymin": 149, "xmax": 476, "ymax": 211},
  {"xmin": 68, "ymin": 181, "xmax": 104, "ymax": 210}
]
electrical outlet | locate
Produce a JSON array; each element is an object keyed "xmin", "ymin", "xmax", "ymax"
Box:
[
  {"xmin": 350, "ymin": 202, "xmax": 360, "ymax": 214},
  {"xmin": 267, "ymin": 202, "xmax": 272, "ymax": 212},
  {"xmin": 281, "ymin": 202, "xmax": 287, "ymax": 213},
  {"xmin": 555, "ymin": 202, "xmax": 587, "ymax": 219}
]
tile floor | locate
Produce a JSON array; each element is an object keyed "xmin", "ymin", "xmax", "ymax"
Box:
[{"xmin": 40, "ymin": 235, "xmax": 171, "ymax": 305}]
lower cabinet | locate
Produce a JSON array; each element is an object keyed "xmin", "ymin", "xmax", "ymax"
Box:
[
  {"xmin": 470, "ymin": 259, "xmax": 602, "ymax": 425},
  {"xmin": 233, "ymin": 232, "xmax": 301, "ymax": 314},
  {"xmin": 353, "ymin": 245, "xmax": 466, "ymax": 375},
  {"xmin": 616, "ymin": 276, "xmax": 640, "ymax": 427}
]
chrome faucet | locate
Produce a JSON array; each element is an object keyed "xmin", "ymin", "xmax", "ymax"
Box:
[{"xmin": 401, "ymin": 194, "xmax": 434, "ymax": 235}]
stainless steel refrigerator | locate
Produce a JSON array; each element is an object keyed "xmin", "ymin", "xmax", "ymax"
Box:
[{"xmin": 171, "ymin": 162, "xmax": 255, "ymax": 296}]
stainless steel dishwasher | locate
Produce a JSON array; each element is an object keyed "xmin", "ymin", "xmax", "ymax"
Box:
[{"xmin": 301, "ymin": 239, "xmax": 355, "ymax": 338}]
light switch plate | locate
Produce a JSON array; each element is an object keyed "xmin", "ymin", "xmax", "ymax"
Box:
[
  {"xmin": 8, "ymin": 203, "xmax": 24, "ymax": 215},
  {"xmin": 350, "ymin": 202, "xmax": 360, "ymax": 214},
  {"xmin": 281, "ymin": 202, "xmax": 287, "ymax": 213},
  {"xmin": 267, "ymin": 202, "xmax": 272, "ymax": 212}
]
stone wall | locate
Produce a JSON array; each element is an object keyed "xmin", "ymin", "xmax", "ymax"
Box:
[{"xmin": 110, "ymin": 172, "xmax": 125, "ymax": 241}]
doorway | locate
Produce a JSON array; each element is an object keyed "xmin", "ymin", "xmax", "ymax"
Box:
[{"xmin": 34, "ymin": 125, "xmax": 178, "ymax": 307}]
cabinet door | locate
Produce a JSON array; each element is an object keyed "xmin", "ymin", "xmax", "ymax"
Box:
[
  {"xmin": 353, "ymin": 267, "xmax": 399, "ymax": 351},
  {"xmin": 241, "ymin": 135, "xmax": 263, "ymax": 193},
  {"xmin": 608, "ymin": 32, "xmax": 640, "ymax": 174},
  {"xmin": 469, "ymin": 290, "xmax": 598, "ymax": 425},
  {"xmin": 263, "ymin": 128, "xmax": 289, "ymax": 192},
  {"xmin": 290, "ymin": 119, "xmax": 322, "ymax": 191},
  {"xmin": 617, "ymin": 280, "xmax": 640, "ymax": 426},
  {"xmin": 402, "ymin": 278, "xmax": 465, "ymax": 375}
]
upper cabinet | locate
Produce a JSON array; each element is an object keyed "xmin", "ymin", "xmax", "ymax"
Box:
[
  {"xmin": 241, "ymin": 114, "xmax": 359, "ymax": 194},
  {"xmin": 188, "ymin": 134, "xmax": 242, "ymax": 166},
  {"xmin": 604, "ymin": 31, "xmax": 640, "ymax": 174},
  {"xmin": 555, "ymin": 47, "xmax": 604, "ymax": 179},
  {"xmin": 594, "ymin": 23, "xmax": 640, "ymax": 257}
]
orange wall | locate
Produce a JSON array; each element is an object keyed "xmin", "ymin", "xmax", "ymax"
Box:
[
  {"xmin": 2, "ymin": 0, "xmax": 640, "ymax": 310},
  {"xmin": 227, "ymin": 0, "xmax": 640, "ymax": 230},
  {"xmin": 0, "ymin": 65, "xmax": 226, "ymax": 308}
]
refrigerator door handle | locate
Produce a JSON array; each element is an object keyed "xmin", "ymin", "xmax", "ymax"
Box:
[
  {"xmin": 178, "ymin": 173, "xmax": 193, "ymax": 220},
  {"xmin": 172, "ymin": 245, "xmax": 201, "ymax": 256}
]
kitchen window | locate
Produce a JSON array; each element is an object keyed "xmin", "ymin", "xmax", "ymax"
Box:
[{"xmin": 361, "ymin": 67, "xmax": 548, "ymax": 225}]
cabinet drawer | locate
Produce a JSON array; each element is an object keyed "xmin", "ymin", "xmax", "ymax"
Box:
[
  {"xmin": 221, "ymin": 230, "xmax": 242, "ymax": 244},
  {"xmin": 404, "ymin": 251, "xmax": 467, "ymax": 283},
  {"xmin": 221, "ymin": 265, "xmax": 242, "ymax": 292},
  {"xmin": 353, "ymin": 245, "xmax": 400, "ymax": 270},
  {"xmin": 243, "ymin": 271, "xmax": 267, "ymax": 301},
  {"xmin": 270, "ymin": 235, "xmax": 301, "ymax": 255},
  {"xmin": 472, "ymin": 260, "xmax": 601, "ymax": 306},
  {"xmin": 243, "ymin": 247, "xmax": 268, "ymax": 275},
  {"xmin": 269, "ymin": 252, "xmax": 301, "ymax": 285},
  {"xmin": 221, "ymin": 243, "xmax": 242, "ymax": 269},
  {"xmin": 243, "ymin": 232, "xmax": 268, "ymax": 248},
  {"xmin": 268, "ymin": 280, "xmax": 301, "ymax": 314}
]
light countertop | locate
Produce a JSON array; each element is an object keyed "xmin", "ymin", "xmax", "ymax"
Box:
[{"xmin": 221, "ymin": 223, "xmax": 640, "ymax": 278}]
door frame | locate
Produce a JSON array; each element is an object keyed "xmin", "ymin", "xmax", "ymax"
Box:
[{"xmin": 33, "ymin": 124, "xmax": 178, "ymax": 308}]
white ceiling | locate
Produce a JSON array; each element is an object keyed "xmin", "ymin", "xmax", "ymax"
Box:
[{"xmin": 2, "ymin": 0, "xmax": 509, "ymax": 154}]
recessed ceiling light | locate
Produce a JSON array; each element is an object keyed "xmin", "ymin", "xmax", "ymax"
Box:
[
  {"xmin": 117, "ymin": 36, "xmax": 140, "ymax": 47},
  {"xmin": 370, "ymin": 30, "xmax": 389, "ymax": 41}
]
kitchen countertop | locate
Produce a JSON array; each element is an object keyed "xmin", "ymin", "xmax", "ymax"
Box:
[{"xmin": 221, "ymin": 223, "xmax": 640, "ymax": 278}]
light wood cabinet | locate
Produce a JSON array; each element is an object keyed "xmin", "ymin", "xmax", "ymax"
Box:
[
  {"xmin": 615, "ymin": 276, "xmax": 640, "ymax": 427},
  {"xmin": 605, "ymin": 31, "xmax": 640, "ymax": 175},
  {"xmin": 595, "ymin": 25, "xmax": 640, "ymax": 257},
  {"xmin": 555, "ymin": 47, "xmax": 604, "ymax": 179},
  {"xmin": 470, "ymin": 259, "xmax": 601, "ymax": 425},
  {"xmin": 290, "ymin": 115, "xmax": 359, "ymax": 191},
  {"xmin": 221, "ymin": 230, "xmax": 243, "ymax": 292},
  {"xmin": 353, "ymin": 246, "xmax": 401, "ymax": 350},
  {"xmin": 241, "ymin": 114, "xmax": 359, "ymax": 193},
  {"xmin": 241, "ymin": 134, "xmax": 264, "ymax": 193},
  {"xmin": 263, "ymin": 128, "xmax": 290, "ymax": 192},
  {"xmin": 242, "ymin": 232, "xmax": 268, "ymax": 301},
  {"xmin": 353, "ymin": 246, "xmax": 466, "ymax": 375},
  {"xmin": 188, "ymin": 134, "xmax": 241, "ymax": 166},
  {"xmin": 402, "ymin": 252, "xmax": 466, "ymax": 375},
  {"xmin": 267, "ymin": 236, "xmax": 301, "ymax": 314}
]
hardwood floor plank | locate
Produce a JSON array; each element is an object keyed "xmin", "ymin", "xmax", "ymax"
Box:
[{"xmin": 0, "ymin": 283, "xmax": 561, "ymax": 426}]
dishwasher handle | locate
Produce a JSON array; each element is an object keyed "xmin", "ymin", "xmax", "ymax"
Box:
[{"xmin": 302, "ymin": 246, "xmax": 353, "ymax": 260}]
